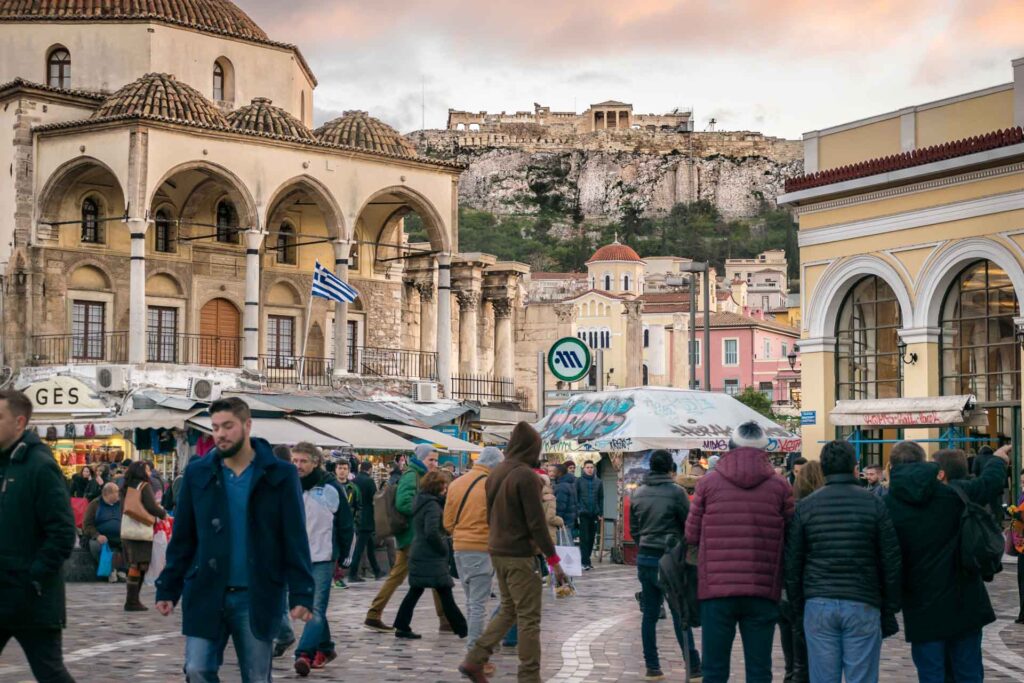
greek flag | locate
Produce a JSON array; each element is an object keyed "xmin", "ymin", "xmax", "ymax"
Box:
[{"xmin": 312, "ymin": 260, "xmax": 359, "ymax": 303}]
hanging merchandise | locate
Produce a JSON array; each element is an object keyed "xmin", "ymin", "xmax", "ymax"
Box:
[
  {"xmin": 64, "ymin": 423, "xmax": 76, "ymax": 439},
  {"xmin": 46, "ymin": 426, "xmax": 58, "ymax": 441},
  {"xmin": 84, "ymin": 423, "xmax": 96, "ymax": 438}
]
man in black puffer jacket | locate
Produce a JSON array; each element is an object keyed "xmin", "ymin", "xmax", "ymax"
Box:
[
  {"xmin": 629, "ymin": 450, "xmax": 701, "ymax": 681},
  {"xmin": 886, "ymin": 442, "xmax": 1007, "ymax": 682},
  {"xmin": 785, "ymin": 441, "xmax": 901, "ymax": 683}
]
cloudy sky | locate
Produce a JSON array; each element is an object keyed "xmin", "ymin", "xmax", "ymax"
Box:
[{"xmin": 241, "ymin": 0, "xmax": 1023, "ymax": 139}]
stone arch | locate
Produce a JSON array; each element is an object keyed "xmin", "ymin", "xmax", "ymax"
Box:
[
  {"xmin": 266, "ymin": 279, "xmax": 302, "ymax": 306},
  {"xmin": 806, "ymin": 255, "xmax": 914, "ymax": 339},
  {"xmin": 37, "ymin": 156, "xmax": 127, "ymax": 225},
  {"xmin": 357, "ymin": 185, "xmax": 450, "ymax": 253},
  {"xmin": 914, "ymin": 237, "xmax": 1024, "ymax": 329},
  {"xmin": 148, "ymin": 160, "xmax": 257, "ymax": 230},
  {"xmin": 264, "ymin": 174, "xmax": 346, "ymax": 241},
  {"xmin": 146, "ymin": 271, "xmax": 184, "ymax": 297},
  {"xmin": 68, "ymin": 263, "xmax": 112, "ymax": 291}
]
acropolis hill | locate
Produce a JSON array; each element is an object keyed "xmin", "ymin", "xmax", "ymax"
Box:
[{"xmin": 409, "ymin": 101, "xmax": 804, "ymax": 221}]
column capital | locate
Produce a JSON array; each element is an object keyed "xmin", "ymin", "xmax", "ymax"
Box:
[
  {"xmin": 797, "ymin": 336, "xmax": 835, "ymax": 354},
  {"xmin": 492, "ymin": 297, "xmax": 513, "ymax": 320},
  {"xmin": 553, "ymin": 302, "xmax": 577, "ymax": 324},
  {"xmin": 898, "ymin": 326, "xmax": 940, "ymax": 345},
  {"xmin": 415, "ymin": 281, "xmax": 436, "ymax": 302},
  {"xmin": 244, "ymin": 228, "xmax": 268, "ymax": 250},
  {"xmin": 622, "ymin": 300, "xmax": 643, "ymax": 318},
  {"xmin": 436, "ymin": 252, "xmax": 453, "ymax": 267},
  {"xmin": 455, "ymin": 289, "xmax": 480, "ymax": 311}
]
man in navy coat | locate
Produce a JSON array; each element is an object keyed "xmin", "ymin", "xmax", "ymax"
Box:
[{"xmin": 156, "ymin": 397, "xmax": 313, "ymax": 682}]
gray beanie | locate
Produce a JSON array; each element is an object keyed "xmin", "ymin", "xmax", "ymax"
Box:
[
  {"xmin": 413, "ymin": 443, "xmax": 437, "ymax": 461},
  {"xmin": 477, "ymin": 446, "xmax": 503, "ymax": 469}
]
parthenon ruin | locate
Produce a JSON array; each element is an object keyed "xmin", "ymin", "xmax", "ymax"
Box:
[{"xmin": 446, "ymin": 101, "xmax": 694, "ymax": 134}]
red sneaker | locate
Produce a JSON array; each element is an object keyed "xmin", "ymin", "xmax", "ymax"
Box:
[
  {"xmin": 312, "ymin": 651, "xmax": 336, "ymax": 669},
  {"xmin": 294, "ymin": 655, "xmax": 312, "ymax": 677}
]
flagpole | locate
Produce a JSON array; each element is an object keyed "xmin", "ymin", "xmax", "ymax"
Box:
[{"xmin": 299, "ymin": 264, "xmax": 317, "ymax": 387}]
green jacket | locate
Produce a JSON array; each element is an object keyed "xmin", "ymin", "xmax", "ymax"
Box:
[
  {"xmin": 395, "ymin": 457, "xmax": 428, "ymax": 549},
  {"xmin": 0, "ymin": 430, "xmax": 76, "ymax": 629}
]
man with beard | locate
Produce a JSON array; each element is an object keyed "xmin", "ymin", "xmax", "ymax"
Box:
[{"xmin": 156, "ymin": 397, "xmax": 313, "ymax": 683}]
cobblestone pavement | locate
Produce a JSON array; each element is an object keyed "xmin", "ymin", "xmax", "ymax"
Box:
[{"xmin": 3, "ymin": 561, "xmax": 1024, "ymax": 682}]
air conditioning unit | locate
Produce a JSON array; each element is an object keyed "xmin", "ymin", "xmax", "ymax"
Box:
[
  {"xmin": 412, "ymin": 382, "xmax": 438, "ymax": 403},
  {"xmin": 186, "ymin": 378, "xmax": 222, "ymax": 402},
  {"xmin": 96, "ymin": 366, "xmax": 128, "ymax": 392}
]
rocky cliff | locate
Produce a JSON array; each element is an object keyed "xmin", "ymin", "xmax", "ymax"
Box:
[{"xmin": 409, "ymin": 129, "xmax": 804, "ymax": 221}]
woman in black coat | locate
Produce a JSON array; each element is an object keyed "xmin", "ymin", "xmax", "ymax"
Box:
[{"xmin": 392, "ymin": 470, "xmax": 467, "ymax": 639}]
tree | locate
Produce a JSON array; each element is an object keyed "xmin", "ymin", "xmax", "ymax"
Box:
[{"xmin": 733, "ymin": 386, "xmax": 776, "ymax": 420}]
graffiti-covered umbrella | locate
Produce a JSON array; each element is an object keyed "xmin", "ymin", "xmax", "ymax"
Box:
[{"xmin": 535, "ymin": 387, "xmax": 801, "ymax": 453}]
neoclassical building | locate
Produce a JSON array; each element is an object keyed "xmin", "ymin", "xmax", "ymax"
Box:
[
  {"xmin": 780, "ymin": 55, "xmax": 1024, "ymax": 467},
  {"xmin": 0, "ymin": 0, "xmax": 524, "ymax": 400}
]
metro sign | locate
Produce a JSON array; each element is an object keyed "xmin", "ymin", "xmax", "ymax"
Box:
[{"xmin": 547, "ymin": 337, "xmax": 592, "ymax": 383}]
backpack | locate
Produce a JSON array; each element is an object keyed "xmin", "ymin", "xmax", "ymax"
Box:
[
  {"xmin": 950, "ymin": 483, "xmax": 1004, "ymax": 580},
  {"xmin": 373, "ymin": 482, "xmax": 408, "ymax": 539},
  {"xmin": 46, "ymin": 426, "xmax": 58, "ymax": 441}
]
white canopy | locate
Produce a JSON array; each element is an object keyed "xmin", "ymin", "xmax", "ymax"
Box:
[
  {"xmin": 829, "ymin": 395, "xmax": 976, "ymax": 427},
  {"xmin": 293, "ymin": 416, "xmax": 417, "ymax": 452},
  {"xmin": 536, "ymin": 387, "xmax": 800, "ymax": 453},
  {"xmin": 379, "ymin": 423, "xmax": 482, "ymax": 453},
  {"xmin": 187, "ymin": 417, "xmax": 349, "ymax": 448}
]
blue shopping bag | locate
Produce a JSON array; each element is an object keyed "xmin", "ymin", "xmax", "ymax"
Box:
[{"xmin": 96, "ymin": 542, "xmax": 113, "ymax": 578}]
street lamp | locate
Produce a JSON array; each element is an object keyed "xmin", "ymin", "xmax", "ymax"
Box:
[
  {"xmin": 787, "ymin": 345, "xmax": 798, "ymax": 371},
  {"xmin": 896, "ymin": 338, "xmax": 918, "ymax": 365},
  {"xmin": 678, "ymin": 261, "xmax": 711, "ymax": 391}
]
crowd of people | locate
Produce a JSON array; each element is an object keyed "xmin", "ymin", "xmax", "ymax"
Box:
[{"xmin": 2, "ymin": 385, "xmax": 1023, "ymax": 683}]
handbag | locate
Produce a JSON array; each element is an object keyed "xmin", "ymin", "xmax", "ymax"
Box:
[
  {"xmin": 555, "ymin": 526, "xmax": 583, "ymax": 578},
  {"xmin": 124, "ymin": 483, "xmax": 157, "ymax": 525},
  {"xmin": 121, "ymin": 513, "xmax": 155, "ymax": 541},
  {"xmin": 449, "ymin": 473, "xmax": 487, "ymax": 579}
]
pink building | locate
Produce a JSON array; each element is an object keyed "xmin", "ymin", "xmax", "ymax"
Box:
[{"xmin": 692, "ymin": 311, "xmax": 800, "ymax": 406}]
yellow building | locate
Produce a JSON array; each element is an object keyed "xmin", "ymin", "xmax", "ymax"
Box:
[{"xmin": 780, "ymin": 56, "xmax": 1024, "ymax": 469}]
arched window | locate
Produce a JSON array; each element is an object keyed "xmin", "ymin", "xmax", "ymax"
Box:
[
  {"xmin": 624, "ymin": 274, "xmax": 631, "ymax": 291},
  {"xmin": 602, "ymin": 329, "xmax": 610, "ymax": 348},
  {"xmin": 940, "ymin": 260, "xmax": 1019, "ymax": 403},
  {"xmin": 835, "ymin": 275, "xmax": 902, "ymax": 401},
  {"xmin": 48, "ymin": 48, "xmax": 71, "ymax": 89},
  {"xmin": 277, "ymin": 223, "xmax": 297, "ymax": 265},
  {"xmin": 642, "ymin": 364, "xmax": 649, "ymax": 386},
  {"xmin": 643, "ymin": 327, "xmax": 649, "ymax": 347},
  {"xmin": 216, "ymin": 200, "xmax": 238, "ymax": 244},
  {"xmin": 349, "ymin": 242, "xmax": 360, "ymax": 271},
  {"xmin": 154, "ymin": 209, "xmax": 175, "ymax": 253},
  {"xmin": 603, "ymin": 274, "xmax": 612, "ymax": 291},
  {"xmin": 212, "ymin": 62, "xmax": 225, "ymax": 102},
  {"xmin": 80, "ymin": 197, "xmax": 100, "ymax": 243},
  {"xmin": 589, "ymin": 330, "xmax": 597, "ymax": 348}
]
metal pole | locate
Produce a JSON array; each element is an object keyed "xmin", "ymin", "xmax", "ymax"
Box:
[
  {"xmin": 703, "ymin": 262, "xmax": 711, "ymax": 391},
  {"xmin": 537, "ymin": 351, "xmax": 546, "ymax": 419},
  {"xmin": 689, "ymin": 276, "xmax": 697, "ymax": 389},
  {"xmin": 597, "ymin": 349, "xmax": 605, "ymax": 391}
]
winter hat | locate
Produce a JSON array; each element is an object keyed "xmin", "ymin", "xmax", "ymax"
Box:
[
  {"xmin": 729, "ymin": 421, "xmax": 770, "ymax": 451},
  {"xmin": 413, "ymin": 443, "xmax": 437, "ymax": 461},
  {"xmin": 707, "ymin": 455, "xmax": 720, "ymax": 471},
  {"xmin": 477, "ymin": 446, "xmax": 503, "ymax": 469}
]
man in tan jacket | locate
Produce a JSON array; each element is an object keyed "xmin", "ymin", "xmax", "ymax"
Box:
[
  {"xmin": 458, "ymin": 424, "xmax": 567, "ymax": 683},
  {"xmin": 444, "ymin": 446, "xmax": 503, "ymax": 650}
]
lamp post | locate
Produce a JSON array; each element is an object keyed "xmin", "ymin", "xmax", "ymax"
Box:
[{"xmin": 678, "ymin": 261, "xmax": 711, "ymax": 390}]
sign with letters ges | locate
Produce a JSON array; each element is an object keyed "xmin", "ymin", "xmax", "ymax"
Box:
[{"xmin": 547, "ymin": 337, "xmax": 592, "ymax": 383}]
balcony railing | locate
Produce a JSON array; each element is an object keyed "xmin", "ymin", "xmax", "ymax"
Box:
[
  {"xmin": 260, "ymin": 355, "xmax": 335, "ymax": 387},
  {"xmin": 148, "ymin": 334, "xmax": 242, "ymax": 367},
  {"xmin": 452, "ymin": 374, "xmax": 516, "ymax": 403},
  {"xmin": 354, "ymin": 347, "xmax": 438, "ymax": 381},
  {"xmin": 31, "ymin": 333, "xmax": 128, "ymax": 365}
]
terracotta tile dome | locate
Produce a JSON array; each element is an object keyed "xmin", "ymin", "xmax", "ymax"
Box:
[
  {"xmin": 226, "ymin": 97, "xmax": 313, "ymax": 140},
  {"xmin": 0, "ymin": 0, "xmax": 268, "ymax": 42},
  {"xmin": 91, "ymin": 73, "xmax": 227, "ymax": 126},
  {"xmin": 314, "ymin": 111, "xmax": 417, "ymax": 157},
  {"xmin": 587, "ymin": 240, "xmax": 643, "ymax": 263}
]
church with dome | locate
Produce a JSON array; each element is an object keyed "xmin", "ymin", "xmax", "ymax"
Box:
[{"xmin": 0, "ymin": 0, "xmax": 528, "ymax": 403}]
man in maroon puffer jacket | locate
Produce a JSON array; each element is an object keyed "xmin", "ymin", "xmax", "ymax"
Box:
[{"xmin": 685, "ymin": 421, "xmax": 794, "ymax": 683}]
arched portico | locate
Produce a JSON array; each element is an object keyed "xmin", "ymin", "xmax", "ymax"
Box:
[{"xmin": 806, "ymin": 255, "xmax": 915, "ymax": 339}]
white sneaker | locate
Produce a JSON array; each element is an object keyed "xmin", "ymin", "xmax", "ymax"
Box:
[{"xmin": 108, "ymin": 572, "xmax": 118, "ymax": 583}]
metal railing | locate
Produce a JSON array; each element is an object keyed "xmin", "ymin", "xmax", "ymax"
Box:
[
  {"xmin": 354, "ymin": 346, "xmax": 438, "ymax": 381},
  {"xmin": 31, "ymin": 333, "xmax": 129, "ymax": 365},
  {"xmin": 260, "ymin": 355, "xmax": 335, "ymax": 387},
  {"xmin": 451, "ymin": 374, "xmax": 517, "ymax": 403},
  {"xmin": 148, "ymin": 334, "xmax": 242, "ymax": 367}
]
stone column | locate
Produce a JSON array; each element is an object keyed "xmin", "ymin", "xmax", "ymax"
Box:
[
  {"xmin": 623, "ymin": 300, "xmax": 644, "ymax": 387},
  {"xmin": 493, "ymin": 298, "xmax": 514, "ymax": 380},
  {"xmin": 436, "ymin": 253, "xmax": 453, "ymax": 397},
  {"xmin": 415, "ymin": 281, "xmax": 437, "ymax": 353},
  {"xmin": 456, "ymin": 290, "xmax": 480, "ymax": 375},
  {"xmin": 671, "ymin": 314, "xmax": 689, "ymax": 388},
  {"xmin": 243, "ymin": 229, "xmax": 267, "ymax": 371},
  {"xmin": 127, "ymin": 217, "xmax": 149, "ymax": 364},
  {"xmin": 332, "ymin": 239, "xmax": 354, "ymax": 376}
]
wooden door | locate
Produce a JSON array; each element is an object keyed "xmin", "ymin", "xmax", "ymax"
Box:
[{"xmin": 199, "ymin": 298, "xmax": 240, "ymax": 367}]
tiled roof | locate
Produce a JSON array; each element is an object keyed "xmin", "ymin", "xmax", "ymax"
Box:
[
  {"xmin": 0, "ymin": 77, "xmax": 105, "ymax": 102},
  {"xmin": 91, "ymin": 73, "xmax": 227, "ymax": 126},
  {"xmin": 226, "ymin": 97, "xmax": 313, "ymax": 141},
  {"xmin": 694, "ymin": 311, "xmax": 799, "ymax": 335},
  {"xmin": 315, "ymin": 111, "xmax": 417, "ymax": 158},
  {"xmin": 785, "ymin": 126, "xmax": 1024, "ymax": 192},
  {"xmin": 0, "ymin": 0, "xmax": 268, "ymax": 41},
  {"xmin": 531, "ymin": 272, "xmax": 587, "ymax": 280},
  {"xmin": 587, "ymin": 241, "xmax": 643, "ymax": 264}
]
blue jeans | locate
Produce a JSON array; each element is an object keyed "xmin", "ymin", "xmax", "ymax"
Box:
[
  {"xmin": 295, "ymin": 561, "xmax": 335, "ymax": 659},
  {"xmin": 638, "ymin": 564, "xmax": 699, "ymax": 671},
  {"xmin": 184, "ymin": 590, "xmax": 273, "ymax": 683},
  {"xmin": 910, "ymin": 630, "xmax": 983, "ymax": 683},
  {"xmin": 700, "ymin": 596, "xmax": 778, "ymax": 683},
  {"xmin": 804, "ymin": 598, "xmax": 881, "ymax": 683}
]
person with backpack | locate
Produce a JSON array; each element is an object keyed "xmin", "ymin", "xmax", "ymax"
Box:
[
  {"xmin": 784, "ymin": 441, "xmax": 902, "ymax": 683},
  {"xmin": 630, "ymin": 449, "xmax": 701, "ymax": 681},
  {"xmin": 364, "ymin": 444, "xmax": 449, "ymax": 633},
  {"xmin": 444, "ymin": 446, "xmax": 503, "ymax": 650},
  {"xmin": 885, "ymin": 442, "xmax": 1008, "ymax": 682}
]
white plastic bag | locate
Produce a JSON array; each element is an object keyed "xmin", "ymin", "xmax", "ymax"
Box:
[
  {"xmin": 555, "ymin": 527, "xmax": 583, "ymax": 577},
  {"xmin": 146, "ymin": 530, "xmax": 168, "ymax": 586}
]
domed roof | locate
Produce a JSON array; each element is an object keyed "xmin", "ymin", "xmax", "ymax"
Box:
[
  {"xmin": 225, "ymin": 98, "xmax": 313, "ymax": 141},
  {"xmin": 0, "ymin": 0, "xmax": 268, "ymax": 42},
  {"xmin": 314, "ymin": 111, "xmax": 417, "ymax": 157},
  {"xmin": 91, "ymin": 73, "xmax": 227, "ymax": 126},
  {"xmin": 587, "ymin": 239, "xmax": 643, "ymax": 264}
]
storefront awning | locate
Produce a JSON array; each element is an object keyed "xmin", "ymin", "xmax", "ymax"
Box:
[
  {"xmin": 187, "ymin": 417, "xmax": 350, "ymax": 448},
  {"xmin": 829, "ymin": 395, "xmax": 976, "ymax": 428},
  {"xmin": 380, "ymin": 423, "xmax": 482, "ymax": 453},
  {"xmin": 293, "ymin": 416, "xmax": 417, "ymax": 452},
  {"xmin": 109, "ymin": 409, "xmax": 203, "ymax": 430}
]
